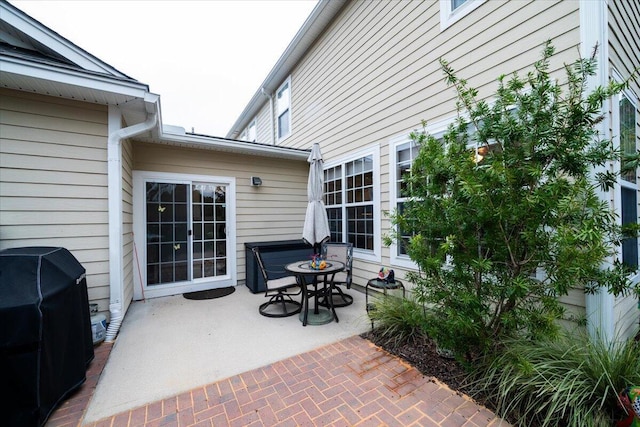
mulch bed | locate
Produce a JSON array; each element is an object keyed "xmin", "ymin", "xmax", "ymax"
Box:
[{"xmin": 361, "ymin": 330, "xmax": 469, "ymax": 393}]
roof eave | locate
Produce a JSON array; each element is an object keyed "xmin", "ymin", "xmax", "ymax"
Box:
[
  {"xmin": 148, "ymin": 126, "xmax": 311, "ymax": 160},
  {"xmin": 2, "ymin": 0, "xmax": 133, "ymax": 77}
]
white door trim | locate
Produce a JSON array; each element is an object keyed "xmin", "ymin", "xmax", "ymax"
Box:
[{"xmin": 132, "ymin": 170, "xmax": 237, "ymax": 300}]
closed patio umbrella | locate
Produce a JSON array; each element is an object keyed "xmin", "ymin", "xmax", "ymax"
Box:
[{"xmin": 302, "ymin": 143, "xmax": 330, "ymax": 254}]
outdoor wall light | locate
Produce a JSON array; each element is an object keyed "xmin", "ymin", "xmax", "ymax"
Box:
[{"xmin": 251, "ymin": 176, "xmax": 262, "ymax": 186}]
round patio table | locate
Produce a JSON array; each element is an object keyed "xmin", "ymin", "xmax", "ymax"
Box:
[{"xmin": 285, "ymin": 261, "xmax": 345, "ymax": 326}]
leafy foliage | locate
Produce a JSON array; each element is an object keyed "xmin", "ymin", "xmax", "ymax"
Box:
[
  {"xmin": 388, "ymin": 41, "xmax": 640, "ymax": 356},
  {"xmin": 470, "ymin": 332, "xmax": 640, "ymax": 427},
  {"xmin": 366, "ymin": 294, "xmax": 428, "ymax": 349}
]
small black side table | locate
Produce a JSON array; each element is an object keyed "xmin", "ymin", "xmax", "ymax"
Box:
[{"xmin": 365, "ymin": 278, "xmax": 405, "ymax": 328}]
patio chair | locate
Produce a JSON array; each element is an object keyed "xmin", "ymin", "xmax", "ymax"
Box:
[
  {"xmin": 320, "ymin": 242, "xmax": 354, "ymax": 307},
  {"xmin": 252, "ymin": 247, "xmax": 302, "ymax": 318}
]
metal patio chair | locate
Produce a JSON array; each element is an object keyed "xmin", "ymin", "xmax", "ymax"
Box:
[
  {"xmin": 251, "ymin": 247, "xmax": 302, "ymax": 317},
  {"xmin": 320, "ymin": 242, "xmax": 354, "ymax": 307}
]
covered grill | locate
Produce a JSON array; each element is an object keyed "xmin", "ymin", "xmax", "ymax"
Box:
[{"xmin": 0, "ymin": 247, "xmax": 94, "ymax": 427}]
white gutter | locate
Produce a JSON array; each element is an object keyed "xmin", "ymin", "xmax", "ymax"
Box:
[
  {"xmin": 105, "ymin": 95, "xmax": 159, "ymax": 342},
  {"xmin": 581, "ymin": 0, "xmax": 614, "ymax": 343}
]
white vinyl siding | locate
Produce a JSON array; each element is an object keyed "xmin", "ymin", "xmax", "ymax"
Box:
[{"xmin": 0, "ymin": 88, "xmax": 111, "ymax": 310}]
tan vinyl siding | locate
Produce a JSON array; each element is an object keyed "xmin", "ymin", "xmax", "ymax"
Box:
[
  {"xmin": 0, "ymin": 88, "xmax": 110, "ymax": 306},
  {"xmin": 122, "ymin": 138, "xmax": 135, "ymax": 315},
  {"xmin": 238, "ymin": 104, "xmax": 272, "ymax": 145},
  {"xmin": 270, "ymin": 0, "xmax": 581, "ymax": 287},
  {"xmin": 609, "ymin": 0, "xmax": 640, "ymax": 340},
  {"xmin": 131, "ymin": 142, "xmax": 308, "ymax": 284},
  {"xmin": 255, "ymin": 102, "xmax": 273, "ymax": 144}
]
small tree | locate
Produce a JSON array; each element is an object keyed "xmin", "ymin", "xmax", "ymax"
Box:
[{"xmin": 390, "ymin": 41, "xmax": 640, "ymax": 356}]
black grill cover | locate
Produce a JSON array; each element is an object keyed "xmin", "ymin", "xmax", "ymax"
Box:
[{"xmin": 0, "ymin": 247, "xmax": 94, "ymax": 427}]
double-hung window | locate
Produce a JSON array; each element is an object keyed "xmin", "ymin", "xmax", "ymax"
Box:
[
  {"xmin": 276, "ymin": 78, "xmax": 291, "ymax": 141},
  {"xmin": 390, "ymin": 127, "xmax": 446, "ymax": 267},
  {"xmin": 324, "ymin": 149, "xmax": 380, "ymax": 261},
  {"xmin": 394, "ymin": 139, "xmax": 420, "ymax": 258},
  {"xmin": 618, "ymin": 90, "xmax": 639, "ymax": 269}
]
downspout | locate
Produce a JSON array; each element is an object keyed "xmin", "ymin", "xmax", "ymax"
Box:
[
  {"xmin": 261, "ymin": 87, "xmax": 275, "ymax": 145},
  {"xmin": 580, "ymin": 0, "xmax": 614, "ymax": 343},
  {"xmin": 105, "ymin": 102, "xmax": 158, "ymax": 342}
]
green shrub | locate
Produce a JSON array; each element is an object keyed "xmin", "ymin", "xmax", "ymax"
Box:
[
  {"xmin": 367, "ymin": 294, "xmax": 429, "ymax": 349},
  {"xmin": 386, "ymin": 40, "xmax": 640, "ymax": 356},
  {"xmin": 470, "ymin": 331, "xmax": 640, "ymax": 427}
]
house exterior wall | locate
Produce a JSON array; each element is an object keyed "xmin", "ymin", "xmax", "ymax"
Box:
[
  {"xmin": 608, "ymin": 0, "xmax": 640, "ymax": 339},
  {"xmin": 238, "ymin": 0, "xmax": 640, "ymax": 337},
  {"xmin": 255, "ymin": 102, "xmax": 272, "ymax": 144},
  {"xmin": 131, "ymin": 142, "xmax": 308, "ymax": 284},
  {"xmin": 259, "ymin": 1, "xmax": 580, "ymax": 276},
  {"xmin": 0, "ymin": 88, "xmax": 111, "ymax": 311}
]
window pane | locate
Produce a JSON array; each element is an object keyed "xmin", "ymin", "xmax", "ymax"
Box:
[
  {"xmin": 622, "ymin": 187, "xmax": 638, "ymax": 268},
  {"xmin": 278, "ymin": 110, "xmax": 290, "ymax": 138},
  {"xmin": 621, "ymin": 96, "xmax": 637, "ymax": 183},
  {"xmin": 277, "ymin": 82, "xmax": 290, "ymax": 114},
  {"xmin": 327, "ymin": 207, "xmax": 343, "ymax": 242},
  {"xmin": 347, "ymin": 205, "xmax": 374, "ymax": 250},
  {"xmin": 452, "ymin": 0, "xmax": 467, "ymax": 10},
  {"xmin": 324, "ymin": 166, "xmax": 342, "ymax": 206},
  {"xmin": 396, "ymin": 140, "xmax": 418, "ymax": 198}
]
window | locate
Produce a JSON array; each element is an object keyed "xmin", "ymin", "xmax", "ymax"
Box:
[
  {"xmin": 247, "ymin": 119, "xmax": 257, "ymax": 142},
  {"xmin": 389, "ymin": 126, "xmax": 447, "ymax": 267},
  {"xmin": 439, "ymin": 0, "xmax": 486, "ymax": 31},
  {"xmin": 618, "ymin": 91, "xmax": 638, "ymax": 268},
  {"xmin": 324, "ymin": 149, "xmax": 380, "ymax": 261},
  {"xmin": 276, "ymin": 78, "xmax": 291, "ymax": 141},
  {"xmin": 395, "ymin": 139, "xmax": 420, "ymax": 257}
]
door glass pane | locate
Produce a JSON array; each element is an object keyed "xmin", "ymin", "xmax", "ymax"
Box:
[
  {"xmin": 192, "ymin": 184, "xmax": 227, "ymax": 278},
  {"xmin": 145, "ymin": 182, "xmax": 189, "ymax": 285}
]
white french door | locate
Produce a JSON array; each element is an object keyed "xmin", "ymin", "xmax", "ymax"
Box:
[{"xmin": 133, "ymin": 172, "xmax": 236, "ymax": 300}]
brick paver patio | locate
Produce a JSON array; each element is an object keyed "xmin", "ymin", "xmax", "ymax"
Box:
[{"xmin": 47, "ymin": 335, "xmax": 508, "ymax": 426}]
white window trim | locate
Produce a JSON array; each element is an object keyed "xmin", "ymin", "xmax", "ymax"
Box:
[
  {"xmin": 440, "ymin": 0, "xmax": 486, "ymax": 31},
  {"xmin": 276, "ymin": 76, "xmax": 292, "ymax": 142},
  {"xmin": 132, "ymin": 171, "xmax": 237, "ymax": 300},
  {"xmin": 389, "ymin": 120, "xmax": 450, "ymax": 268},
  {"xmin": 324, "ymin": 145, "xmax": 381, "ymax": 263},
  {"xmin": 611, "ymin": 69, "xmax": 640, "ymax": 281}
]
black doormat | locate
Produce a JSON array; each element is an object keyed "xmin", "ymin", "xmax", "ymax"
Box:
[{"xmin": 183, "ymin": 287, "xmax": 235, "ymax": 300}]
